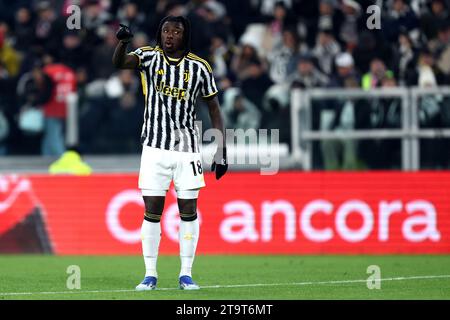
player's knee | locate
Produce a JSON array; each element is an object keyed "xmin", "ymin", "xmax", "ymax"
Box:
[
  {"xmin": 178, "ymin": 198, "xmax": 197, "ymax": 221},
  {"xmin": 143, "ymin": 196, "xmax": 165, "ymax": 217}
]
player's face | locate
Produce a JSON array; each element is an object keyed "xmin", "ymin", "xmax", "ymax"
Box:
[{"xmin": 161, "ymin": 21, "xmax": 184, "ymax": 54}]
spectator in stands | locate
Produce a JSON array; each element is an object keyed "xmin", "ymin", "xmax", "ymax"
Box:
[
  {"xmin": 317, "ymin": 0, "xmax": 341, "ymax": 34},
  {"xmin": 0, "ymin": 58, "xmax": 15, "ymax": 153},
  {"xmin": 219, "ymin": 0, "xmax": 259, "ymax": 41},
  {"xmin": 33, "ymin": 1, "xmax": 60, "ymax": 56},
  {"xmin": 257, "ymin": 0, "xmax": 293, "ymax": 17},
  {"xmin": 15, "ymin": 61, "xmax": 53, "ymax": 154},
  {"xmin": 107, "ymin": 89, "xmax": 143, "ymax": 153},
  {"xmin": 352, "ymin": 30, "xmax": 392, "ymax": 74},
  {"xmin": 338, "ymin": 0, "xmax": 362, "ymax": 51},
  {"xmin": 411, "ymin": 48, "xmax": 448, "ymax": 86},
  {"xmin": 91, "ymin": 27, "xmax": 118, "ymax": 80},
  {"xmin": 420, "ymin": 0, "xmax": 449, "ymax": 41},
  {"xmin": 0, "ymin": 25, "xmax": 21, "ymax": 77},
  {"xmin": 384, "ymin": 0, "xmax": 420, "ymax": 43},
  {"xmin": 196, "ymin": 1, "xmax": 232, "ymax": 93},
  {"xmin": 321, "ymin": 52, "xmax": 362, "ymax": 170},
  {"xmin": 12, "ymin": 7, "xmax": 35, "ymax": 54},
  {"xmin": 41, "ymin": 57, "xmax": 77, "ymax": 156},
  {"xmin": 416, "ymin": 48, "xmax": 450, "ymax": 168},
  {"xmin": 222, "ymin": 87, "xmax": 262, "ymax": 131},
  {"xmin": 429, "ymin": 21, "xmax": 450, "ymax": 83},
  {"xmin": 267, "ymin": 28, "xmax": 307, "ymax": 84},
  {"xmin": 312, "ymin": 28, "xmax": 341, "ymax": 75},
  {"xmin": 117, "ymin": 1, "xmax": 147, "ymax": 35},
  {"xmin": 359, "ymin": 75, "xmax": 403, "ymax": 170},
  {"xmin": 16, "ymin": 61, "xmax": 53, "ymax": 109},
  {"xmin": 361, "ymin": 58, "xmax": 395, "ymax": 90},
  {"xmin": 82, "ymin": 0, "xmax": 112, "ymax": 48},
  {"xmin": 74, "ymin": 66, "xmax": 89, "ymax": 121},
  {"xmin": 184, "ymin": 1, "xmax": 215, "ymax": 59},
  {"xmin": 290, "ymin": 0, "xmax": 320, "ymax": 47},
  {"xmin": 59, "ymin": 30, "xmax": 89, "ymax": 71},
  {"xmin": 329, "ymin": 52, "xmax": 360, "ymax": 87},
  {"xmin": 230, "ymin": 43, "xmax": 272, "ymax": 108},
  {"xmin": 80, "ymin": 69, "xmax": 141, "ymax": 153},
  {"xmin": 198, "ymin": 0, "xmax": 229, "ymax": 44},
  {"xmin": 393, "ymin": 30, "xmax": 418, "ymax": 86},
  {"xmin": 290, "ymin": 52, "xmax": 329, "ymax": 164},
  {"xmin": 417, "ymin": 50, "xmax": 438, "ymax": 88},
  {"xmin": 289, "ymin": 53, "xmax": 329, "ymax": 89},
  {"xmin": 209, "ymin": 33, "xmax": 233, "ymax": 92},
  {"xmin": 260, "ymin": 1, "xmax": 296, "ymax": 55},
  {"xmin": 145, "ymin": 0, "xmax": 178, "ymax": 40}
]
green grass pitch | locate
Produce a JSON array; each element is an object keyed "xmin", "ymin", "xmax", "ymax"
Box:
[{"xmin": 0, "ymin": 255, "xmax": 449, "ymax": 300}]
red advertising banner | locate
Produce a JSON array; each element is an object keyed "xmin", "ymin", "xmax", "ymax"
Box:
[{"xmin": 0, "ymin": 172, "xmax": 449, "ymax": 254}]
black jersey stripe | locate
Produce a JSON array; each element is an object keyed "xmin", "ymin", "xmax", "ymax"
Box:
[{"xmin": 154, "ymin": 54, "xmax": 165, "ymax": 148}]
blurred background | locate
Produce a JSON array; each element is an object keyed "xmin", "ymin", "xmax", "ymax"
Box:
[{"xmin": 0, "ymin": 0, "xmax": 449, "ymax": 172}]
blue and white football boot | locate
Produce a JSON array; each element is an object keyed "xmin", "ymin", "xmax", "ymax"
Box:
[
  {"xmin": 179, "ymin": 275, "xmax": 200, "ymax": 290},
  {"xmin": 135, "ymin": 276, "xmax": 157, "ymax": 291}
]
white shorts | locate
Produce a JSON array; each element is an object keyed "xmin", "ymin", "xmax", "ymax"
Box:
[{"xmin": 138, "ymin": 146, "xmax": 205, "ymax": 197}]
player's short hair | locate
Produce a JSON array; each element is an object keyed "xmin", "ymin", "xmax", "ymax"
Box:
[{"xmin": 156, "ymin": 15, "xmax": 191, "ymax": 55}]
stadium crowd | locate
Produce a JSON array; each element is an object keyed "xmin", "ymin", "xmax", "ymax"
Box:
[{"xmin": 0, "ymin": 0, "xmax": 449, "ymax": 169}]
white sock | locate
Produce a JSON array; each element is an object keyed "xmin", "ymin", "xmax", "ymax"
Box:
[
  {"xmin": 141, "ymin": 219, "xmax": 161, "ymax": 278},
  {"xmin": 179, "ymin": 218, "xmax": 199, "ymax": 278}
]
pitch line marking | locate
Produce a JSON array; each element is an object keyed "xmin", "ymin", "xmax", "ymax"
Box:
[{"xmin": 1, "ymin": 274, "xmax": 449, "ymax": 296}]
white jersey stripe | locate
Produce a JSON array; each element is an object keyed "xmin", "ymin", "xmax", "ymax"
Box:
[
  {"xmin": 167, "ymin": 65, "xmax": 176, "ymax": 150},
  {"xmin": 176, "ymin": 62, "xmax": 184, "ymax": 152}
]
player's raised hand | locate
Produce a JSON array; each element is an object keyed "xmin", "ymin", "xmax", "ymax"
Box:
[
  {"xmin": 211, "ymin": 148, "xmax": 228, "ymax": 180},
  {"xmin": 116, "ymin": 24, "xmax": 134, "ymax": 43}
]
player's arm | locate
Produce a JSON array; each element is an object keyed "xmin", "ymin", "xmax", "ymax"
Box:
[
  {"xmin": 204, "ymin": 96, "xmax": 228, "ymax": 180},
  {"xmin": 112, "ymin": 24, "xmax": 139, "ymax": 69}
]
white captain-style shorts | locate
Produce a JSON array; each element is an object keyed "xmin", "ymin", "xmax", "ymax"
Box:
[{"xmin": 138, "ymin": 146, "xmax": 205, "ymax": 199}]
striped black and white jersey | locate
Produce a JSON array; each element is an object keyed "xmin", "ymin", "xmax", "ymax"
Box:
[{"xmin": 131, "ymin": 46, "xmax": 218, "ymax": 153}]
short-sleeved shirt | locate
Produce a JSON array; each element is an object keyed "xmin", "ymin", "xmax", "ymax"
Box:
[
  {"xmin": 131, "ymin": 46, "xmax": 218, "ymax": 153},
  {"xmin": 43, "ymin": 64, "xmax": 77, "ymax": 118}
]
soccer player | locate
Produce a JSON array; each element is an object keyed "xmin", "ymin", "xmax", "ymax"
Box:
[{"xmin": 112, "ymin": 16, "xmax": 228, "ymax": 290}]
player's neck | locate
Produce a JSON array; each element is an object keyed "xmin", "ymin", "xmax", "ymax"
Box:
[{"xmin": 165, "ymin": 50, "xmax": 184, "ymax": 60}]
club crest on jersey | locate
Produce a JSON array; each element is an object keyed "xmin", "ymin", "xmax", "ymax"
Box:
[
  {"xmin": 156, "ymin": 80, "xmax": 187, "ymax": 100},
  {"xmin": 157, "ymin": 69, "xmax": 165, "ymax": 75},
  {"xmin": 184, "ymin": 71, "xmax": 190, "ymax": 83}
]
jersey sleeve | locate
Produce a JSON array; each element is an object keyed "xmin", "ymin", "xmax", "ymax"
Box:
[
  {"xmin": 130, "ymin": 46, "xmax": 154, "ymax": 69},
  {"xmin": 200, "ymin": 66, "xmax": 218, "ymax": 99}
]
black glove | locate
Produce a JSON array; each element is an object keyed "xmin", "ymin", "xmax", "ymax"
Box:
[
  {"xmin": 211, "ymin": 148, "xmax": 228, "ymax": 180},
  {"xmin": 116, "ymin": 24, "xmax": 133, "ymax": 43}
]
